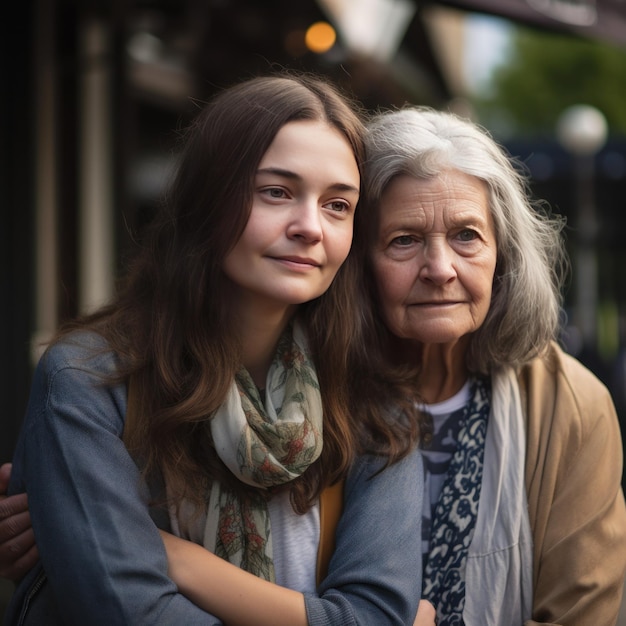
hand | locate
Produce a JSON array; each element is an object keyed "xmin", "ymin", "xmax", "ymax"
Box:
[
  {"xmin": 0, "ymin": 463, "xmax": 39, "ymax": 581},
  {"xmin": 414, "ymin": 599, "xmax": 437, "ymax": 626}
]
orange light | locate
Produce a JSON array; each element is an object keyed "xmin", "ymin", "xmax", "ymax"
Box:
[{"xmin": 305, "ymin": 22, "xmax": 336, "ymax": 54}]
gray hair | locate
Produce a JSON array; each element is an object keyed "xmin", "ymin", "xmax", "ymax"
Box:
[{"xmin": 363, "ymin": 106, "xmax": 568, "ymax": 373}]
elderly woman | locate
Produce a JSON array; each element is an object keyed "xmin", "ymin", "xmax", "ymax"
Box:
[{"xmin": 356, "ymin": 106, "xmax": 626, "ymax": 625}]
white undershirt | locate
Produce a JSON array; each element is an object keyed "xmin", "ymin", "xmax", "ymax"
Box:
[
  {"xmin": 418, "ymin": 380, "xmax": 471, "ymax": 415},
  {"xmin": 268, "ymin": 490, "xmax": 320, "ymax": 593}
]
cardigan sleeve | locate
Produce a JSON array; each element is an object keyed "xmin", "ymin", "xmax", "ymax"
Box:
[
  {"xmin": 522, "ymin": 343, "xmax": 626, "ymax": 626},
  {"xmin": 6, "ymin": 337, "xmax": 222, "ymax": 625},
  {"xmin": 303, "ymin": 449, "xmax": 424, "ymax": 626}
]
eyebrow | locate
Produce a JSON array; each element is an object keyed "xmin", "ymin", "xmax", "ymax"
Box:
[{"xmin": 256, "ymin": 167, "xmax": 360, "ymax": 194}]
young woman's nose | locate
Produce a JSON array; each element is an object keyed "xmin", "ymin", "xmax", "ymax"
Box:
[
  {"xmin": 419, "ymin": 240, "xmax": 456, "ymax": 285},
  {"xmin": 287, "ymin": 199, "xmax": 323, "ymax": 242}
]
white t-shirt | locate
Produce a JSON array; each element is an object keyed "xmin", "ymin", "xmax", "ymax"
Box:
[{"xmin": 268, "ymin": 490, "xmax": 320, "ymax": 593}]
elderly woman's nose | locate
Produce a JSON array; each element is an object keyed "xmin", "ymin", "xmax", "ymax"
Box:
[{"xmin": 419, "ymin": 241, "xmax": 456, "ymax": 284}]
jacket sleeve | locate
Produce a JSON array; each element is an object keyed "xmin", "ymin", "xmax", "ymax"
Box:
[
  {"xmin": 8, "ymin": 339, "xmax": 221, "ymax": 625},
  {"xmin": 303, "ymin": 448, "xmax": 424, "ymax": 626},
  {"xmin": 522, "ymin": 345, "xmax": 626, "ymax": 626}
]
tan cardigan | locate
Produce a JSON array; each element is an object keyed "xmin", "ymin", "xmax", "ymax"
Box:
[{"xmin": 519, "ymin": 342, "xmax": 626, "ymax": 626}]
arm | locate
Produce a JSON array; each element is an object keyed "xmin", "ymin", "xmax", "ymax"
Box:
[
  {"xmin": 161, "ymin": 530, "xmax": 307, "ymax": 626},
  {"xmin": 524, "ymin": 350, "xmax": 626, "ymax": 626},
  {"xmin": 414, "ymin": 600, "xmax": 437, "ymax": 626},
  {"xmin": 306, "ymin": 450, "xmax": 424, "ymax": 625},
  {"xmin": 8, "ymin": 338, "xmax": 221, "ymax": 625},
  {"xmin": 0, "ymin": 463, "xmax": 38, "ymax": 581},
  {"xmin": 162, "ymin": 449, "xmax": 425, "ymax": 626}
]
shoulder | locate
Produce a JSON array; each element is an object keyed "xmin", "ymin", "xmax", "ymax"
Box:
[
  {"xmin": 29, "ymin": 331, "xmax": 127, "ymax": 429},
  {"xmin": 519, "ymin": 341, "xmax": 613, "ymax": 409},
  {"xmin": 517, "ymin": 341, "xmax": 618, "ymax": 445},
  {"xmin": 38, "ymin": 330, "xmax": 119, "ymax": 379},
  {"xmin": 523, "ymin": 341, "xmax": 604, "ymax": 383}
]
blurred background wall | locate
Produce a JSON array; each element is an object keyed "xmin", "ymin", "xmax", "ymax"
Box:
[{"xmin": 2, "ymin": 0, "xmax": 626, "ymax": 616}]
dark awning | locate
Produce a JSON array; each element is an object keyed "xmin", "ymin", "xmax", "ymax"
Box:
[{"xmin": 427, "ymin": 0, "xmax": 626, "ymax": 46}]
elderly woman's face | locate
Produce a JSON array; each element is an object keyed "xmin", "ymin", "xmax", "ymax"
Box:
[{"xmin": 370, "ymin": 169, "xmax": 497, "ymax": 346}]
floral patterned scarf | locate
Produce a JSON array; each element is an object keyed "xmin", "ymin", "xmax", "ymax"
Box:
[{"xmin": 169, "ymin": 320, "xmax": 323, "ymax": 581}]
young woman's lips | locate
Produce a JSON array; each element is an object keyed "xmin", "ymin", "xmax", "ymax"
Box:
[{"xmin": 271, "ymin": 255, "xmax": 321, "ymax": 270}]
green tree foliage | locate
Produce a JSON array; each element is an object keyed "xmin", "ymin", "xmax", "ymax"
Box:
[{"xmin": 474, "ymin": 27, "xmax": 626, "ymax": 135}]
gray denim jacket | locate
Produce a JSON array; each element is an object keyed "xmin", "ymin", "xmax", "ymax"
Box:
[{"xmin": 6, "ymin": 332, "xmax": 423, "ymax": 625}]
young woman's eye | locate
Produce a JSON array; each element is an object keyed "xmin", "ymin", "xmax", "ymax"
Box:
[
  {"xmin": 264, "ymin": 187, "xmax": 287, "ymax": 199},
  {"xmin": 259, "ymin": 186, "xmax": 289, "ymax": 200},
  {"xmin": 324, "ymin": 200, "xmax": 350, "ymax": 213}
]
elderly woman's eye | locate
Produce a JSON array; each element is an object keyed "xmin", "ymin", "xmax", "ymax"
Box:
[
  {"xmin": 458, "ymin": 229, "xmax": 477, "ymax": 242},
  {"xmin": 392, "ymin": 235, "xmax": 414, "ymax": 246}
]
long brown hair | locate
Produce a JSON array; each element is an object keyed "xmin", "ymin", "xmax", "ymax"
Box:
[{"xmin": 56, "ymin": 72, "xmax": 420, "ymax": 513}]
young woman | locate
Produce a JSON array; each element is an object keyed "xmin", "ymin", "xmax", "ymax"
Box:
[{"xmin": 3, "ymin": 74, "xmax": 425, "ymax": 625}]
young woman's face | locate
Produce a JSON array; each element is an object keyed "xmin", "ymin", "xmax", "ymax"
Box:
[
  {"xmin": 223, "ymin": 120, "xmax": 360, "ymax": 315},
  {"xmin": 370, "ymin": 170, "xmax": 498, "ymax": 347}
]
